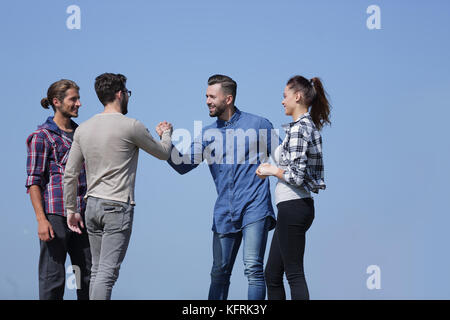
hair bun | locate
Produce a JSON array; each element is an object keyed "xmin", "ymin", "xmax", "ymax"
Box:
[{"xmin": 41, "ymin": 97, "xmax": 50, "ymax": 109}]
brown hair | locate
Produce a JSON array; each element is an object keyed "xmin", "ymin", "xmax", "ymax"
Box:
[
  {"xmin": 208, "ymin": 74, "xmax": 237, "ymax": 103},
  {"xmin": 41, "ymin": 79, "xmax": 80, "ymax": 111},
  {"xmin": 94, "ymin": 73, "xmax": 127, "ymax": 106},
  {"xmin": 286, "ymin": 75, "xmax": 331, "ymax": 130}
]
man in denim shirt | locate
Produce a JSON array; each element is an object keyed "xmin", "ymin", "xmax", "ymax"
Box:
[{"xmin": 161, "ymin": 75, "xmax": 278, "ymax": 300}]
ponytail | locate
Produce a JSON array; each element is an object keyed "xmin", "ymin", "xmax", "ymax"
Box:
[
  {"xmin": 286, "ymin": 75, "xmax": 331, "ymax": 131},
  {"xmin": 310, "ymin": 77, "xmax": 331, "ymax": 131}
]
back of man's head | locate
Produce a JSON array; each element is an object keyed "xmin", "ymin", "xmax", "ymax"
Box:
[{"xmin": 95, "ymin": 73, "xmax": 127, "ymax": 106}]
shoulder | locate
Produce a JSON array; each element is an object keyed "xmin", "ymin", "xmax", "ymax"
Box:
[
  {"xmin": 26, "ymin": 127, "xmax": 52, "ymax": 144},
  {"xmin": 128, "ymin": 118, "xmax": 153, "ymax": 138},
  {"xmin": 202, "ymin": 121, "xmax": 217, "ymax": 131},
  {"xmin": 292, "ymin": 117, "xmax": 321, "ymax": 141},
  {"xmin": 76, "ymin": 114, "xmax": 99, "ymax": 129},
  {"xmin": 240, "ymin": 111, "xmax": 274, "ymax": 128},
  {"xmin": 128, "ymin": 117, "xmax": 146, "ymax": 129}
]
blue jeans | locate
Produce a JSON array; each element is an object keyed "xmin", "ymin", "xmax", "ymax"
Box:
[{"xmin": 208, "ymin": 217, "xmax": 271, "ymax": 300}]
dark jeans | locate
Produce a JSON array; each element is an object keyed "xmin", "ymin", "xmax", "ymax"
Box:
[
  {"xmin": 264, "ymin": 198, "xmax": 314, "ymax": 300},
  {"xmin": 39, "ymin": 214, "xmax": 92, "ymax": 300}
]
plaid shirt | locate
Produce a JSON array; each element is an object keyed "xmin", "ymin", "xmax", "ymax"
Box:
[
  {"xmin": 25, "ymin": 116, "xmax": 87, "ymax": 216},
  {"xmin": 279, "ymin": 112, "xmax": 326, "ymax": 193}
]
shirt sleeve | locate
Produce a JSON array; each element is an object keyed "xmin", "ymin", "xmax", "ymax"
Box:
[
  {"xmin": 282, "ymin": 126, "xmax": 309, "ymax": 187},
  {"xmin": 167, "ymin": 134, "xmax": 205, "ymax": 175},
  {"xmin": 25, "ymin": 133, "xmax": 49, "ymax": 192},
  {"xmin": 132, "ymin": 120, "xmax": 172, "ymax": 160},
  {"xmin": 64, "ymin": 131, "xmax": 84, "ymax": 215}
]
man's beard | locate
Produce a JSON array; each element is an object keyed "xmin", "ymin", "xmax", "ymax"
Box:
[
  {"xmin": 58, "ymin": 105, "xmax": 77, "ymax": 118},
  {"xmin": 208, "ymin": 101, "xmax": 226, "ymax": 118},
  {"xmin": 120, "ymin": 97, "xmax": 128, "ymax": 115}
]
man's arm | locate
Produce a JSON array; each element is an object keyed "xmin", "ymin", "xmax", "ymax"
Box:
[
  {"xmin": 26, "ymin": 133, "xmax": 54, "ymax": 241},
  {"xmin": 167, "ymin": 143, "xmax": 203, "ymax": 175},
  {"xmin": 132, "ymin": 120, "xmax": 172, "ymax": 160},
  {"xmin": 29, "ymin": 185, "xmax": 55, "ymax": 241},
  {"xmin": 155, "ymin": 121, "xmax": 205, "ymax": 175},
  {"xmin": 64, "ymin": 132, "xmax": 85, "ymax": 233}
]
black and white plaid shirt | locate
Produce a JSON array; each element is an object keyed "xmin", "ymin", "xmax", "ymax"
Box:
[{"xmin": 279, "ymin": 112, "xmax": 326, "ymax": 193}]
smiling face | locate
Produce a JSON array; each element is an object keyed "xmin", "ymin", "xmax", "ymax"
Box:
[
  {"xmin": 281, "ymin": 85, "xmax": 300, "ymax": 116},
  {"xmin": 53, "ymin": 88, "xmax": 81, "ymax": 118},
  {"xmin": 206, "ymin": 83, "xmax": 229, "ymax": 118}
]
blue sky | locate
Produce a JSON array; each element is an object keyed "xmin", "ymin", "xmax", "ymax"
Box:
[{"xmin": 1, "ymin": 0, "xmax": 450, "ymax": 299}]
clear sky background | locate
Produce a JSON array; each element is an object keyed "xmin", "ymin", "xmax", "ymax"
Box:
[{"xmin": 1, "ymin": 0, "xmax": 450, "ymax": 299}]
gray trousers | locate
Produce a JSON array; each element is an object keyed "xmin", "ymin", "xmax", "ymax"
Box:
[{"xmin": 85, "ymin": 197, "xmax": 134, "ymax": 300}]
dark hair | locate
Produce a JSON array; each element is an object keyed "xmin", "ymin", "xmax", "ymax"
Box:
[
  {"xmin": 41, "ymin": 79, "xmax": 80, "ymax": 111},
  {"xmin": 94, "ymin": 73, "xmax": 127, "ymax": 106},
  {"xmin": 207, "ymin": 74, "xmax": 237, "ymax": 103},
  {"xmin": 286, "ymin": 75, "xmax": 331, "ymax": 130}
]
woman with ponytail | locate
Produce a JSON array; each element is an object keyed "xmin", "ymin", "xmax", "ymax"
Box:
[{"xmin": 256, "ymin": 75, "xmax": 331, "ymax": 300}]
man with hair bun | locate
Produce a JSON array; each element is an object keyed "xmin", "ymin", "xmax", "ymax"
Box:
[{"xmin": 26, "ymin": 79, "xmax": 91, "ymax": 300}]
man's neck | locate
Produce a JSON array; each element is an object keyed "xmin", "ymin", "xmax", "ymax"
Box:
[
  {"xmin": 218, "ymin": 105, "xmax": 236, "ymax": 122},
  {"xmin": 103, "ymin": 101, "xmax": 122, "ymax": 114},
  {"xmin": 53, "ymin": 112, "xmax": 73, "ymax": 132}
]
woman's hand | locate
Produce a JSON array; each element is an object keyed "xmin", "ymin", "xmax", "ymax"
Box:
[
  {"xmin": 256, "ymin": 163, "xmax": 277, "ymax": 178},
  {"xmin": 256, "ymin": 163, "xmax": 284, "ymax": 180}
]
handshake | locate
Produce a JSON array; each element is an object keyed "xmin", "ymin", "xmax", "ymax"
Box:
[{"xmin": 155, "ymin": 121, "xmax": 173, "ymax": 138}]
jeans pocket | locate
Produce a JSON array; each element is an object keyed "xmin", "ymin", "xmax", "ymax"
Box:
[
  {"xmin": 102, "ymin": 202, "xmax": 125, "ymax": 233},
  {"xmin": 102, "ymin": 201, "xmax": 134, "ymax": 232}
]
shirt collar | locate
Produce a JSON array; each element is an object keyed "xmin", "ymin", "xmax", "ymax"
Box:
[
  {"xmin": 282, "ymin": 112, "xmax": 310, "ymax": 131},
  {"xmin": 38, "ymin": 116, "xmax": 79, "ymax": 135},
  {"xmin": 217, "ymin": 107, "xmax": 241, "ymax": 127}
]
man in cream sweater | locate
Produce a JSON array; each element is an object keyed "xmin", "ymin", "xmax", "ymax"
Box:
[{"xmin": 63, "ymin": 73, "xmax": 172, "ymax": 300}]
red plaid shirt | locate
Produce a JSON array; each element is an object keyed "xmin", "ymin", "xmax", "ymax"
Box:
[{"xmin": 26, "ymin": 117, "xmax": 87, "ymax": 216}]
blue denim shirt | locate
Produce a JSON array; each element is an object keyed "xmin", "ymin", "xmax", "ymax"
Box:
[{"xmin": 168, "ymin": 108, "xmax": 279, "ymax": 234}]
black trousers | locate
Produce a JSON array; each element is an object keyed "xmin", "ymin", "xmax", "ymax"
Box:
[
  {"xmin": 264, "ymin": 198, "xmax": 314, "ymax": 300},
  {"xmin": 38, "ymin": 214, "xmax": 91, "ymax": 300}
]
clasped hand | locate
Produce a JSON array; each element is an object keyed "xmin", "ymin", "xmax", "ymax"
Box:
[
  {"xmin": 255, "ymin": 163, "xmax": 277, "ymax": 179},
  {"xmin": 155, "ymin": 121, "xmax": 173, "ymax": 137}
]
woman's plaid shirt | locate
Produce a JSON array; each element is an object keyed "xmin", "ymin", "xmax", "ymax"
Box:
[
  {"xmin": 279, "ymin": 112, "xmax": 326, "ymax": 193},
  {"xmin": 25, "ymin": 117, "xmax": 87, "ymax": 216}
]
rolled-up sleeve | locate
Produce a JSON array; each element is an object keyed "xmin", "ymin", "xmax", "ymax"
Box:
[
  {"xmin": 26, "ymin": 133, "xmax": 49, "ymax": 192},
  {"xmin": 64, "ymin": 131, "xmax": 84, "ymax": 215},
  {"xmin": 283, "ymin": 128, "xmax": 309, "ymax": 187}
]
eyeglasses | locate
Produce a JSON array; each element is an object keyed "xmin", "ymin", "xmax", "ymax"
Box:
[{"xmin": 122, "ymin": 89, "xmax": 132, "ymax": 97}]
